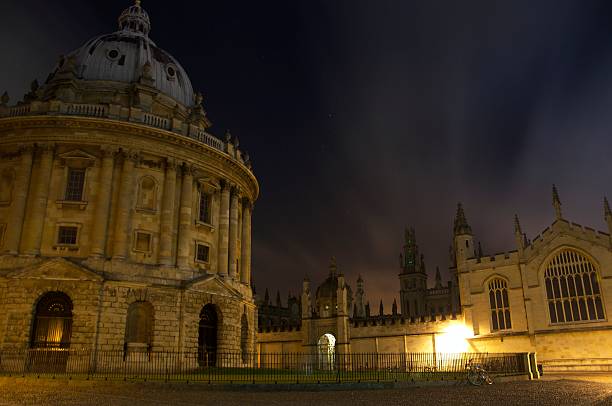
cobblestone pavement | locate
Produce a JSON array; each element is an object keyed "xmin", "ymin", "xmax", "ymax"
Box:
[{"xmin": 0, "ymin": 377, "xmax": 610, "ymax": 406}]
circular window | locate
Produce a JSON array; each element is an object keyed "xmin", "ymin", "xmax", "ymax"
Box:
[
  {"xmin": 166, "ymin": 65, "xmax": 177, "ymax": 79},
  {"xmin": 106, "ymin": 49, "xmax": 120, "ymax": 61}
]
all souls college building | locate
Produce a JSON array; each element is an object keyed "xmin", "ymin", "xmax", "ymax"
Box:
[
  {"xmin": 0, "ymin": 1, "xmax": 611, "ymax": 374},
  {"xmin": 0, "ymin": 2, "xmax": 258, "ymax": 363},
  {"xmin": 258, "ymin": 197, "xmax": 612, "ymax": 372}
]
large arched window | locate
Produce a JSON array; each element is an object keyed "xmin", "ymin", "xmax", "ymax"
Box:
[
  {"xmin": 125, "ymin": 301, "xmax": 154, "ymax": 348},
  {"xmin": 489, "ymin": 278, "xmax": 511, "ymax": 331},
  {"xmin": 544, "ymin": 249, "xmax": 605, "ymax": 324},
  {"xmin": 240, "ymin": 313, "xmax": 249, "ymax": 363},
  {"xmin": 198, "ymin": 304, "xmax": 218, "ymax": 367},
  {"xmin": 31, "ymin": 292, "xmax": 73, "ymax": 349}
]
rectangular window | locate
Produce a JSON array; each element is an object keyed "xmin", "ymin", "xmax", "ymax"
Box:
[
  {"xmin": 134, "ymin": 232, "xmax": 152, "ymax": 252},
  {"xmin": 64, "ymin": 168, "xmax": 86, "ymax": 201},
  {"xmin": 195, "ymin": 243, "xmax": 210, "ymax": 263},
  {"xmin": 198, "ymin": 192, "xmax": 212, "ymax": 224},
  {"xmin": 57, "ymin": 226, "xmax": 78, "ymax": 245}
]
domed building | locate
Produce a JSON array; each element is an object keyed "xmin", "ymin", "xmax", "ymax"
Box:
[{"xmin": 0, "ymin": 1, "xmax": 258, "ymax": 363}]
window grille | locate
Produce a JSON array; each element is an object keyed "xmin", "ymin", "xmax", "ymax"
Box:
[
  {"xmin": 544, "ymin": 249, "xmax": 605, "ymax": 323},
  {"xmin": 57, "ymin": 226, "xmax": 78, "ymax": 245},
  {"xmin": 64, "ymin": 168, "xmax": 86, "ymax": 201},
  {"xmin": 199, "ymin": 192, "xmax": 211, "ymax": 223},
  {"xmin": 489, "ymin": 278, "xmax": 512, "ymax": 331}
]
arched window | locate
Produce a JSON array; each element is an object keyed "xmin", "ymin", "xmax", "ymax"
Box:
[
  {"xmin": 544, "ymin": 249, "xmax": 605, "ymax": 324},
  {"xmin": 136, "ymin": 176, "xmax": 157, "ymax": 211},
  {"xmin": 489, "ymin": 278, "xmax": 511, "ymax": 331},
  {"xmin": 31, "ymin": 292, "xmax": 73, "ymax": 348},
  {"xmin": 0, "ymin": 168, "xmax": 14, "ymax": 204},
  {"xmin": 240, "ymin": 313, "xmax": 249, "ymax": 363},
  {"xmin": 198, "ymin": 304, "xmax": 218, "ymax": 367},
  {"xmin": 125, "ymin": 301, "xmax": 154, "ymax": 347}
]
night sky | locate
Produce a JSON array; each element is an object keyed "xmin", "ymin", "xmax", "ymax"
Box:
[{"xmin": 3, "ymin": 1, "xmax": 612, "ymax": 310}]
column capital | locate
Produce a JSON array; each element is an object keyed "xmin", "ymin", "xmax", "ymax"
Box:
[
  {"xmin": 36, "ymin": 142, "xmax": 55, "ymax": 153},
  {"xmin": 220, "ymin": 179, "xmax": 235, "ymax": 191},
  {"xmin": 19, "ymin": 144, "xmax": 35, "ymax": 155},
  {"xmin": 165, "ymin": 157, "xmax": 178, "ymax": 171},
  {"xmin": 241, "ymin": 197, "xmax": 252, "ymax": 209},
  {"xmin": 119, "ymin": 149, "xmax": 140, "ymax": 163},
  {"xmin": 181, "ymin": 163, "xmax": 195, "ymax": 176},
  {"xmin": 100, "ymin": 146, "xmax": 118, "ymax": 158}
]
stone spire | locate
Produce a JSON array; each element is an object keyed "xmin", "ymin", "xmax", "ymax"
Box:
[
  {"xmin": 392, "ymin": 299, "xmax": 398, "ymax": 316},
  {"xmin": 329, "ymin": 256, "xmax": 337, "ymax": 276},
  {"xmin": 379, "ymin": 300, "xmax": 384, "ymax": 317},
  {"xmin": 552, "ymin": 184, "xmax": 562, "ymax": 220},
  {"xmin": 514, "ymin": 214, "xmax": 527, "ymax": 251},
  {"xmin": 477, "ymin": 242, "xmax": 483, "ymax": 259},
  {"xmin": 604, "ymin": 197, "xmax": 612, "ymax": 240},
  {"xmin": 434, "ymin": 266, "xmax": 442, "ymax": 289},
  {"xmin": 401, "ymin": 227, "xmax": 418, "ymax": 273},
  {"xmin": 454, "ymin": 203, "xmax": 472, "ymax": 235}
]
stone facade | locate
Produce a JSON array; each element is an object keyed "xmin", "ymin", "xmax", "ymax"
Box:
[
  {"xmin": 0, "ymin": 2, "xmax": 258, "ymax": 361},
  {"xmin": 257, "ymin": 191, "xmax": 612, "ymax": 372}
]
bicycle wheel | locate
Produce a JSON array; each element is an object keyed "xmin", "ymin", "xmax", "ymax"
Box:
[{"xmin": 467, "ymin": 369, "xmax": 483, "ymax": 386}]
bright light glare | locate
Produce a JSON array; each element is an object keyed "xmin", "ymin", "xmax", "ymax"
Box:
[{"xmin": 436, "ymin": 322, "xmax": 474, "ymax": 353}]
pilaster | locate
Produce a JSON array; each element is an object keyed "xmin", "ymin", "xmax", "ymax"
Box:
[{"xmin": 217, "ymin": 180, "xmax": 230, "ymax": 277}]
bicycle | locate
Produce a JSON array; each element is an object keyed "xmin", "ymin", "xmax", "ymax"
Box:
[{"xmin": 466, "ymin": 359, "xmax": 493, "ymax": 386}]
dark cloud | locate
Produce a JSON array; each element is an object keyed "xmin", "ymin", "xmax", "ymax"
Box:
[{"xmin": 3, "ymin": 0, "xmax": 612, "ymax": 309}]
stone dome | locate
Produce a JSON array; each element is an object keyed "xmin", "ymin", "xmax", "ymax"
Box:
[
  {"xmin": 315, "ymin": 258, "xmax": 353, "ymax": 316},
  {"xmin": 53, "ymin": 1, "xmax": 195, "ymax": 107}
]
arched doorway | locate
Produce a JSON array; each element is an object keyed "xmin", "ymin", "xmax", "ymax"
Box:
[
  {"xmin": 31, "ymin": 291, "xmax": 73, "ymax": 349},
  {"xmin": 198, "ymin": 304, "xmax": 218, "ymax": 367},
  {"xmin": 318, "ymin": 333, "xmax": 336, "ymax": 370}
]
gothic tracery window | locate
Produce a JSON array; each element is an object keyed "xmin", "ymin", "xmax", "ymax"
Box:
[
  {"xmin": 489, "ymin": 278, "xmax": 511, "ymax": 331},
  {"xmin": 544, "ymin": 249, "xmax": 605, "ymax": 324}
]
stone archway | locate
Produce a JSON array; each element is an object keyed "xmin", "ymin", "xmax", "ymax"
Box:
[
  {"xmin": 198, "ymin": 304, "xmax": 218, "ymax": 367},
  {"xmin": 31, "ymin": 291, "xmax": 73, "ymax": 349},
  {"xmin": 317, "ymin": 333, "xmax": 336, "ymax": 370}
]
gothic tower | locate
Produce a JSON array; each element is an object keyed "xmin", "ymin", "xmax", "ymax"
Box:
[{"xmin": 399, "ymin": 227, "xmax": 427, "ymax": 318}]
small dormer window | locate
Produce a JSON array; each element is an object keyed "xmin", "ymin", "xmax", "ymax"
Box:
[
  {"xmin": 106, "ymin": 48, "xmax": 120, "ymax": 61},
  {"xmin": 166, "ymin": 64, "xmax": 177, "ymax": 80}
]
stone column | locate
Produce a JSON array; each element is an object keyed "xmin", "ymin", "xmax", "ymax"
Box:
[
  {"xmin": 240, "ymin": 199, "xmax": 252, "ymax": 285},
  {"xmin": 228, "ymin": 187, "xmax": 240, "ymax": 280},
  {"xmin": 22, "ymin": 143, "xmax": 54, "ymax": 255},
  {"xmin": 177, "ymin": 164, "xmax": 194, "ymax": 268},
  {"xmin": 217, "ymin": 181, "xmax": 230, "ymax": 277},
  {"xmin": 158, "ymin": 158, "xmax": 177, "ymax": 265},
  {"xmin": 112, "ymin": 151, "xmax": 137, "ymax": 260},
  {"xmin": 90, "ymin": 148, "xmax": 115, "ymax": 257},
  {"xmin": 4, "ymin": 146, "xmax": 34, "ymax": 254}
]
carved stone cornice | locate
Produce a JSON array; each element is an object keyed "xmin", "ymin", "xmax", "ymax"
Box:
[{"xmin": 0, "ymin": 116, "xmax": 259, "ymax": 199}]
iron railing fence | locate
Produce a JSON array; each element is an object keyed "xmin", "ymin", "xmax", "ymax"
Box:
[{"xmin": 0, "ymin": 349, "xmax": 528, "ymax": 384}]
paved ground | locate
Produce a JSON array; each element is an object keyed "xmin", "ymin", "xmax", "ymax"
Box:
[{"xmin": 0, "ymin": 376, "xmax": 610, "ymax": 405}]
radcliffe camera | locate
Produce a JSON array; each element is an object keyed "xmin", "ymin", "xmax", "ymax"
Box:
[{"xmin": 0, "ymin": 1, "xmax": 610, "ymax": 405}]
